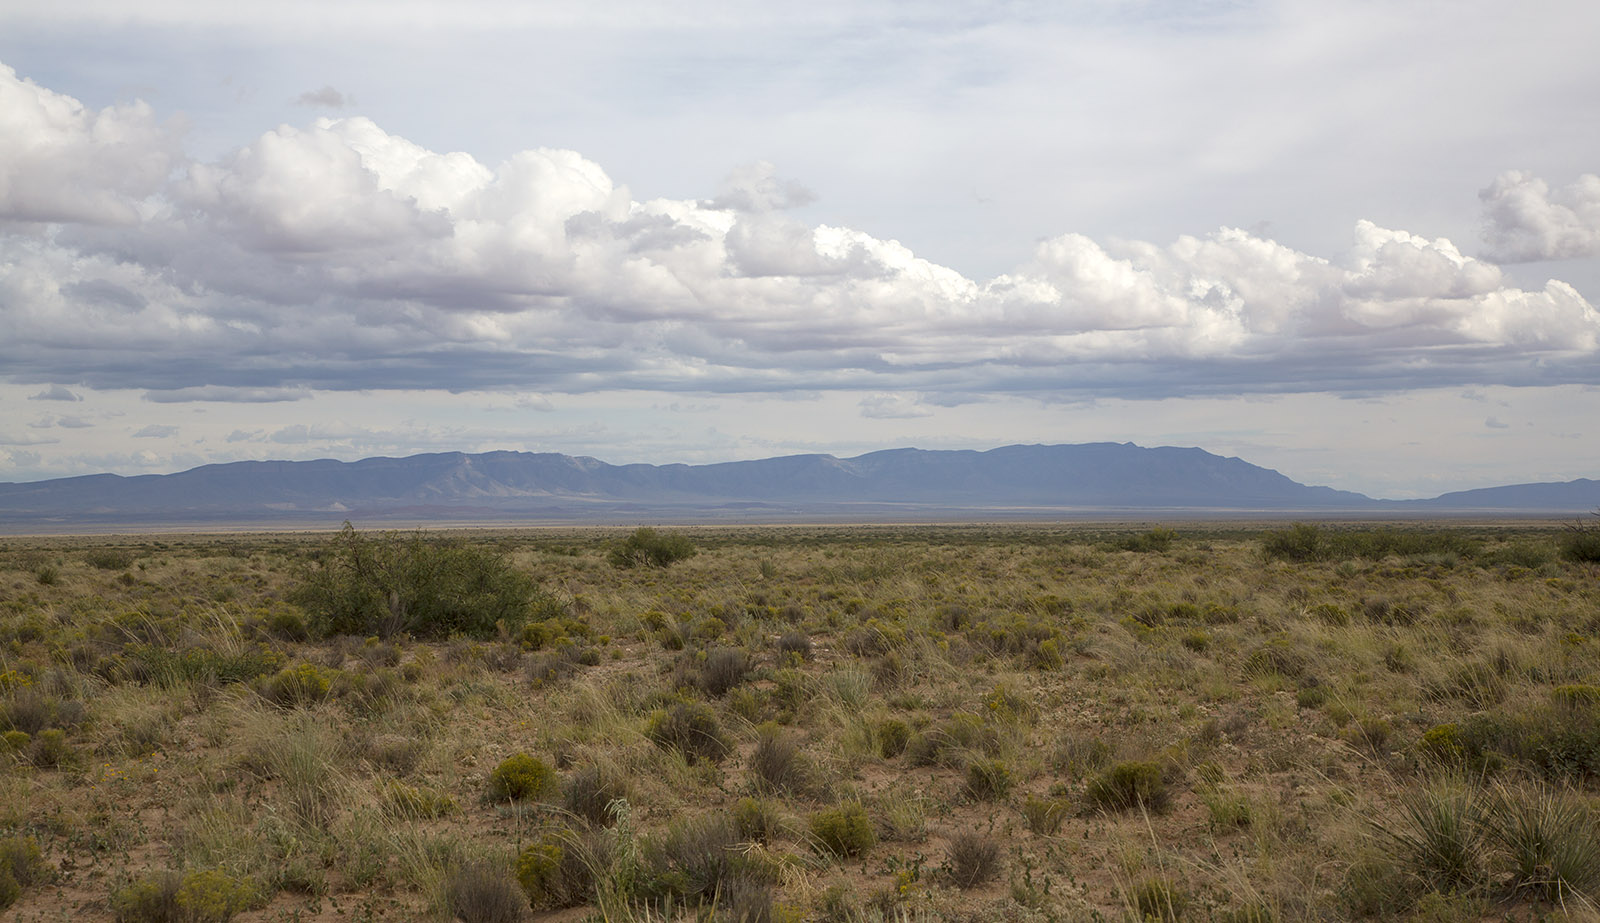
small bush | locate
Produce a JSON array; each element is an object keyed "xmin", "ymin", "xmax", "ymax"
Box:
[
  {"xmin": 875, "ymin": 718, "xmax": 911, "ymax": 759},
  {"xmin": 1488, "ymin": 783, "xmax": 1600, "ymax": 902},
  {"xmin": 645, "ymin": 700, "xmax": 731, "ymax": 764},
  {"xmin": 964, "ymin": 758, "xmax": 1012, "ymax": 801},
  {"xmin": 640, "ymin": 813, "xmax": 747, "ymax": 903},
  {"xmin": 609, "ymin": 527, "xmax": 697, "ymax": 568},
  {"xmin": 0, "ymin": 837, "xmax": 43, "ymax": 890},
  {"xmin": 1085, "ymin": 761, "xmax": 1169, "ymax": 813},
  {"xmin": 811, "ymin": 802, "xmax": 875, "ymax": 857},
  {"xmin": 1376, "ymin": 781, "xmax": 1485, "ymax": 894},
  {"xmin": 111, "ymin": 868, "xmax": 260, "ymax": 923},
  {"xmin": 257, "ymin": 663, "xmax": 334, "ymax": 708},
  {"xmin": 488, "ymin": 753, "xmax": 557, "ymax": 802},
  {"xmin": 699, "ymin": 647, "xmax": 752, "ymax": 697},
  {"xmin": 381, "ymin": 781, "xmax": 457, "ymax": 819},
  {"xmin": 774, "ymin": 632, "xmax": 813, "ymax": 662},
  {"xmin": 27, "ymin": 728, "xmax": 73, "ymax": 769},
  {"xmin": 1561, "ymin": 510, "xmax": 1600, "ymax": 563},
  {"xmin": 750, "ymin": 724, "xmax": 815, "ymax": 797},
  {"xmin": 733, "ymin": 797, "xmax": 781, "ymax": 843},
  {"xmin": 1130, "ymin": 877, "xmax": 1189, "ymax": 922},
  {"xmin": 1020, "ymin": 794, "xmax": 1070, "ymax": 835},
  {"xmin": 945, "ymin": 832, "xmax": 1001, "ymax": 889},
  {"xmin": 562, "ymin": 764, "xmax": 629, "ymax": 826},
  {"xmin": 516, "ymin": 830, "xmax": 599, "ymax": 910},
  {"xmin": 85, "ymin": 549, "xmax": 136, "ymax": 570},
  {"xmin": 447, "ymin": 862, "xmax": 530, "ymax": 923}
]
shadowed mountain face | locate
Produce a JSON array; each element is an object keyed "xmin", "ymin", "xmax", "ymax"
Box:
[{"xmin": 0, "ymin": 443, "xmax": 1595, "ymax": 526}]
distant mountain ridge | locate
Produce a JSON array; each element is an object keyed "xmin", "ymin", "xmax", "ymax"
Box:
[{"xmin": 0, "ymin": 443, "xmax": 1596, "ymax": 527}]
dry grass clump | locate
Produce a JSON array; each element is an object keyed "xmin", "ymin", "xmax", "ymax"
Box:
[{"xmin": 944, "ymin": 832, "xmax": 1001, "ymax": 889}]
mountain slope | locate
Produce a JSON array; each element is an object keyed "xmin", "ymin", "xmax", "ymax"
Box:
[{"xmin": 1, "ymin": 443, "xmax": 1593, "ymax": 525}]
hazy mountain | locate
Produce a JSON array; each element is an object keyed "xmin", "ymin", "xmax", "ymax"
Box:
[{"xmin": 0, "ymin": 443, "xmax": 1594, "ymax": 527}]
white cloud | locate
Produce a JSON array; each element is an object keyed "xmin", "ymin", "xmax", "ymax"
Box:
[
  {"xmin": 0, "ymin": 64, "xmax": 1598, "ymax": 411},
  {"xmin": 0, "ymin": 62, "xmax": 180, "ymax": 225},
  {"xmin": 1480, "ymin": 171, "xmax": 1600, "ymax": 262}
]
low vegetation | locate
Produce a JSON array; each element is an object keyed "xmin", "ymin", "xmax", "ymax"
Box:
[{"xmin": 0, "ymin": 520, "xmax": 1597, "ymax": 920}]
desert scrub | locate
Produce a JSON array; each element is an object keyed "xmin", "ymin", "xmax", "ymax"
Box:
[
  {"xmin": 488, "ymin": 753, "xmax": 557, "ymax": 802},
  {"xmin": 733, "ymin": 797, "xmax": 781, "ymax": 843},
  {"xmin": 446, "ymin": 861, "xmax": 529, "ymax": 923},
  {"xmin": 0, "ymin": 836, "xmax": 43, "ymax": 910},
  {"xmin": 292, "ymin": 522, "xmax": 557, "ymax": 639},
  {"xmin": 381, "ymin": 780, "xmax": 458, "ymax": 819},
  {"xmin": 516, "ymin": 830, "xmax": 601, "ymax": 910},
  {"xmin": 1084, "ymin": 761, "xmax": 1170, "ymax": 813},
  {"xmin": 644, "ymin": 699, "xmax": 731, "ymax": 763},
  {"xmin": 944, "ymin": 832, "xmax": 1001, "ymax": 889},
  {"xmin": 608, "ymin": 527, "xmax": 697, "ymax": 568},
  {"xmin": 257, "ymin": 662, "xmax": 335, "ymax": 708},
  {"xmin": 1019, "ymin": 793, "xmax": 1070, "ymax": 835},
  {"xmin": 749, "ymin": 723, "xmax": 815, "ymax": 797},
  {"xmin": 964, "ymin": 757, "xmax": 1013, "ymax": 800},
  {"xmin": 810, "ymin": 802, "xmax": 875, "ymax": 857},
  {"xmin": 875, "ymin": 718, "xmax": 911, "ymax": 758},
  {"xmin": 111, "ymin": 868, "xmax": 263, "ymax": 923},
  {"xmin": 1129, "ymin": 876, "xmax": 1190, "ymax": 923},
  {"xmin": 562, "ymin": 764, "xmax": 630, "ymax": 826}
]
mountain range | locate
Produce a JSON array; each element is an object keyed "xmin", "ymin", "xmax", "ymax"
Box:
[{"xmin": 1, "ymin": 443, "xmax": 1597, "ymax": 529}]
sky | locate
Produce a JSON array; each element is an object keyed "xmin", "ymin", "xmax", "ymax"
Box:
[{"xmin": 2, "ymin": 0, "xmax": 1599, "ymax": 499}]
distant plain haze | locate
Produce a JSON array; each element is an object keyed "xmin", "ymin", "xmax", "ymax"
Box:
[{"xmin": 2, "ymin": 1, "xmax": 1599, "ymax": 499}]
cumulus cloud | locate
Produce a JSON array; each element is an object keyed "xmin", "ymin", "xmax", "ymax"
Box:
[
  {"xmin": 29, "ymin": 384, "xmax": 81, "ymax": 401},
  {"xmin": 0, "ymin": 63, "xmax": 180, "ymax": 224},
  {"xmin": 0, "ymin": 64, "xmax": 1598, "ymax": 406},
  {"xmin": 1480, "ymin": 170, "xmax": 1600, "ymax": 262}
]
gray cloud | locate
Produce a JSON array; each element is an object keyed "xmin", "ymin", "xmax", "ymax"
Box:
[
  {"xmin": 143, "ymin": 386, "xmax": 311, "ymax": 403},
  {"xmin": 29, "ymin": 384, "xmax": 82, "ymax": 402},
  {"xmin": 1485, "ymin": 417, "xmax": 1510, "ymax": 429},
  {"xmin": 132, "ymin": 423, "xmax": 179, "ymax": 438},
  {"xmin": 1480, "ymin": 171, "xmax": 1600, "ymax": 262},
  {"xmin": 1, "ymin": 64, "xmax": 1598, "ymax": 407},
  {"xmin": 295, "ymin": 85, "xmax": 349, "ymax": 108}
]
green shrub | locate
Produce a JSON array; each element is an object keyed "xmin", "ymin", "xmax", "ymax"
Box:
[
  {"xmin": 111, "ymin": 868, "xmax": 261, "ymax": 923},
  {"xmin": 257, "ymin": 663, "xmax": 334, "ymax": 708},
  {"xmin": 1130, "ymin": 876, "xmax": 1189, "ymax": 922},
  {"xmin": 608, "ymin": 527, "xmax": 697, "ymax": 568},
  {"xmin": 875, "ymin": 718, "xmax": 910, "ymax": 758},
  {"xmin": 964, "ymin": 758, "xmax": 1012, "ymax": 800},
  {"xmin": 27, "ymin": 728, "xmax": 73, "ymax": 769},
  {"xmin": 733, "ymin": 797, "xmax": 781, "ymax": 843},
  {"xmin": 811, "ymin": 802, "xmax": 875, "ymax": 857},
  {"xmin": 1260, "ymin": 523, "xmax": 1325, "ymax": 562},
  {"xmin": 1376, "ymin": 781, "xmax": 1485, "ymax": 895},
  {"xmin": 1019, "ymin": 793, "xmax": 1069, "ymax": 835},
  {"xmin": 515, "ymin": 830, "xmax": 599, "ymax": 910},
  {"xmin": 0, "ymin": 869, "xmax": 18, "ymax": 911},
  {"xmin": 645, "ymin": 700, "xmax": 731, "ymax": 764},
  {"xmin": 381, "ymin": 781, "xmax": 457, "ymax": 819},
  {"xmin": 639, "ymin": 813, "xmax": 750, "ymax": 904},
  {"xmin": 85, "ymin": 549, "xmax": 136, "ymax": 570},
  {"xmin": 698, "ymin": 647, "xmax": 751, "ymax": 697},
  {"xmin": 1085, "ymin": 761, "xmax": 1169, "ymax": 812},
  {"xmin": 1561, "ymin": 511, "xmax": 1600, "ymax": 563},
  {"xmin": 488, "ymin": 753, "xmax": 557, "ymax": 802},
  {"xmin": 0, "ymin": 837, "xmax": 44, "ymax": 890},
  {"xmin": 292, "ymin": 523, "xmax": 557, "ymax": 639}
]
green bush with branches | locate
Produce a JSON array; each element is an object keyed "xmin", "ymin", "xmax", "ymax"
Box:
[
  {"xmin": 608, "ymin": 528, "xmax": 697, "ymax": 568},
  {"xmin": 291, "ymin": 523, "xmax": 562, "ymax": 639}
]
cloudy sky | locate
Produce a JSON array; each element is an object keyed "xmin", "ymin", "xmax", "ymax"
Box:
[{"xmin": 2, "ymin": 0, "xmax": 1599, "ymax": 498}]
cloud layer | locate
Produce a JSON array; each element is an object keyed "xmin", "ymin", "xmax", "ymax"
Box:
[
  {"xmin": 2, "ymin": 62, "xmax": 1598, "ymax": 405},
  {"xmin": 1480, "ymin": 170, "xmax": 1600, "ymax": 262}
]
